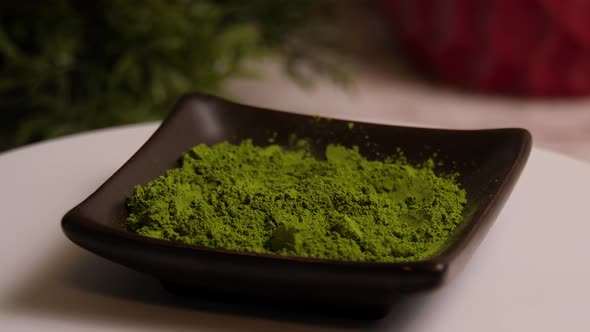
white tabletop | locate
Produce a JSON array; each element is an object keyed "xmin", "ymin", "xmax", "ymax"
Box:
[{"xmin": 1, "ymin": 122, "xmax": 589, "ymax": 331}]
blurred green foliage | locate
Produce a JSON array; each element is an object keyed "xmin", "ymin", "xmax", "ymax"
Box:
[{"xmin": 0, "ymin": 0, "xmax": 343, "ymax": 150}]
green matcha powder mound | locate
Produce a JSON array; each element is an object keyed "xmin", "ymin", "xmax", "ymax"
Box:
[{"xmin": 126, "ymin": 140, "xmax": 467, "ymax": 262}]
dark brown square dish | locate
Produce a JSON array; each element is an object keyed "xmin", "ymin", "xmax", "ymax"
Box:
[{"xmin": 62, "ymin": 93, "xmax": 531, "ymax": 314}]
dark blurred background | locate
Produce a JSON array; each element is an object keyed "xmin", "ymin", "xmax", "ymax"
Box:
[
  {"xmin": 0, "ymin": 0, "xmax": 347, "ymax": 151},
  {"xmin": 2, "ymin": 0, "xmax": 590, "ymax": 160}
]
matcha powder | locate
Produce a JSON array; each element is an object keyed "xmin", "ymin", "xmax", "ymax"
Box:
[{"xmin": 126, "ymin": 140, "xmax": 467, "ymax": 262}]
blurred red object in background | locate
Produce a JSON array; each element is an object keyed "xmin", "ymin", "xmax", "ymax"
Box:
[{"xmin": 381, "ymin": 0, "xmax": 590, "ymax": 97}]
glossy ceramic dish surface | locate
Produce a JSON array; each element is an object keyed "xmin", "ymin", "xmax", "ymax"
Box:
[{"xmin": 62, "ymin": 93, "xmax": 531, "ymax": 316}]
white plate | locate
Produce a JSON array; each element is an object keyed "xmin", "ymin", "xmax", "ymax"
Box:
[{"xmin": 1, "ymin": 123, "xmax": 589, "ymax": 331}]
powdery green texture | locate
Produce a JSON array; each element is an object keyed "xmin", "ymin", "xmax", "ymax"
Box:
[{"xmin": 126, "ymin": 140, "xmax": 467, "ymax": 262}]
